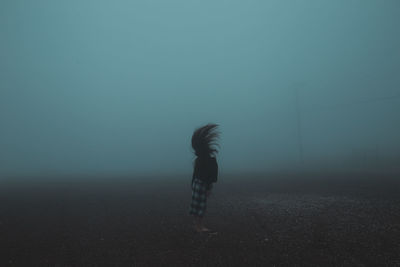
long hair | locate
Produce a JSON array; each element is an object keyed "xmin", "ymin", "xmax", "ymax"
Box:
[{"xmin": 191, "ymin": 123, "xmax": 220, "ymax": 158}]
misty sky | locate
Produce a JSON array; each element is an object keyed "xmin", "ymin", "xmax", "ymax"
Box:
[{"xmin": 1, "ymin": 0, "xmax": 399, "ymax": 177}]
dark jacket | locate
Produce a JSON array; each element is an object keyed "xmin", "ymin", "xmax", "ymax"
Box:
[{"xmin": 192, "ymin": 156, "xmax": 218, "ymax": 190}]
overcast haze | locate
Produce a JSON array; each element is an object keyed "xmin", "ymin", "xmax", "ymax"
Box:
[{"xmin": 1, "ymin": 0, "xmax": 399, "ymax": 177}]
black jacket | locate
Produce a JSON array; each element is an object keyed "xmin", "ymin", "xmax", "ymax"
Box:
[{"xmin": 192, "ymin": 156, "xmax": 218, "ymax": 189}]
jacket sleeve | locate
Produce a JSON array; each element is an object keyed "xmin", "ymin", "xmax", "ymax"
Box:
[
  {"xmin": 205, "ymin": 159, "xmax": 217, "ymax": 191},
  {"xmin": 192, "ymin": 160, "xmax": 198, "ymax": 184}
]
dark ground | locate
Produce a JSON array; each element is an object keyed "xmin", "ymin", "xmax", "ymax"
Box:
[{"xmin": 0, "ymin": 172, "xmax": 399, "ymax": 266}]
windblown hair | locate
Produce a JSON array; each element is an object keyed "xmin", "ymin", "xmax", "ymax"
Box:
[{"xmin": 191, "ymin": 123, "xmax": 220, "ymax": 158}]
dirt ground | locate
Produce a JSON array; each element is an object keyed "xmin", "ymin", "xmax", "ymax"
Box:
[{"xmin": 0, "ymin": 172, "xmax": 399, "ymax": 266}]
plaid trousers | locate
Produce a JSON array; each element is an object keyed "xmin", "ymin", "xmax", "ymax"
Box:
[{"xmin": 189, "ymin": 178, "xmax": 208, "ymax": 217}]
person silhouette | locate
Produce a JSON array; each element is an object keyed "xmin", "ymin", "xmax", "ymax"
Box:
[{"xmin": 189, "ymin": 123, "xmax": 220, "ymax": 232}]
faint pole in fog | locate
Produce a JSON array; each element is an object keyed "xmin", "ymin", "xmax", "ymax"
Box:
[
  {"xmin": 292, "ymin": 82, "xmax": 307, "ymax": 167},
  {"xmin": 289, "ymin": 86, "xmax": 400, "ymax": 170}
]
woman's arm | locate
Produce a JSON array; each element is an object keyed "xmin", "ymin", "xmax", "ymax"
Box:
[{"xmin": 210, "ymin": 158, "xmax": 218, "ymax": 183}]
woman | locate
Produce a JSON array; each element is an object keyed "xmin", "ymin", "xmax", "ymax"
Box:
[{"xmin": 189, "ymin": 123, "xmax": 220, "ymax": 232}]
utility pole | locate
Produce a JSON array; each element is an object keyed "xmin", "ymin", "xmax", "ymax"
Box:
[
  {"xmin": 292, "ymin": 82, "xmax": 306, "ymax": 166},
  {"xmin": 289, "ymin": 84, "xmax": 400, "ymax": 170}
]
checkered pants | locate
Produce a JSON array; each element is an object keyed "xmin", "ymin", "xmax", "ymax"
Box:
[{"xmin": 189, "ymin": 178, "xmax": 208, "ymax": 217}]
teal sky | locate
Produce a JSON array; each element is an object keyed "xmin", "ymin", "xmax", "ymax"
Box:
[{"xmin": 1, "ymin": 0, "xmax": 399, "ymax": 177}]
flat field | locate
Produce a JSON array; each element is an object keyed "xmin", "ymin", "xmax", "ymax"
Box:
[{"xmin": 0, "ymin": 172, "xmax": 399, "ymax": 266}]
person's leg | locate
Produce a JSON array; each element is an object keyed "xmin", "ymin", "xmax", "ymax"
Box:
[
  {"xmin": 198, "ymin": 185, "xmax": 210, "ymax": 231},
  {"xmin": 194, "ymin": 215, "xmax": 210, "ymax": 232},
  {"xmin": 193, "ymin": 216, "xmax": 202, "ymax": 231},
  {"xmin": 191, "ymin": 180, "xmax": 210, "ymax": 232}
]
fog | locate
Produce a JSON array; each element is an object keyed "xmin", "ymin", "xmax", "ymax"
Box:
[{"xmin": 1, "ymin": 0, "xmax": 399, "ymax": 178}]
